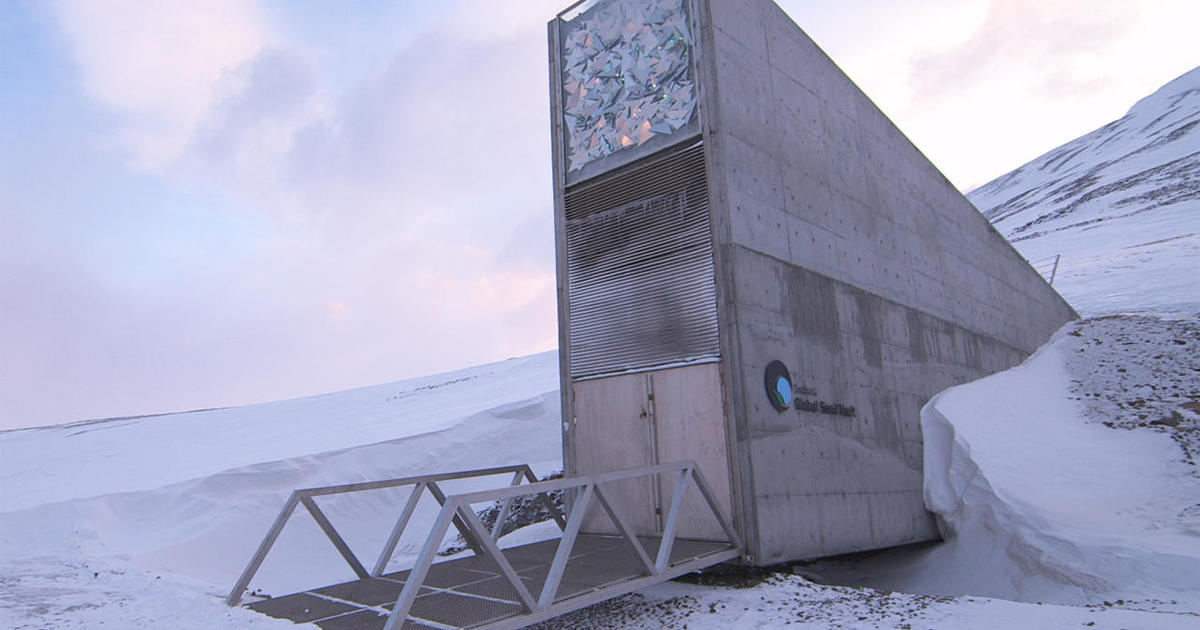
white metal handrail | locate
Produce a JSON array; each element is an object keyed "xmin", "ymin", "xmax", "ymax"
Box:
[
  {"xmin": 226, "ymin": 464, "xmax": 565, "ymax": 606},
  {"xmin": 382, "ymin": 460, "xmax": 742, "ymax": 630},
  {"xmin": 1030, "ymin": 253, "xmax": 1062, "ymax": 285}
]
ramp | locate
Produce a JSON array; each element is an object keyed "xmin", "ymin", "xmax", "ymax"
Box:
[{"xmin": 228, "ymin": 462, "xmax": 742, "ymax": 630}]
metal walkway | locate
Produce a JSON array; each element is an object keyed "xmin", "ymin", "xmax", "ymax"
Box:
[{"xmin": 229, "ymin": 462, "xmax": 742, "ymax": 630}]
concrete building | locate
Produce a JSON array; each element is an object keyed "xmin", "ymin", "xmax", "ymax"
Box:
[{"xmin": 548, "ymin": 0, "xmax": 1076, "ymax": 565}]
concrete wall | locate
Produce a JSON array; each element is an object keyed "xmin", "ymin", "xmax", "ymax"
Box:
[{"xmin": 696, "ymin": 0, "xmax": 1077, "ymax": 563}]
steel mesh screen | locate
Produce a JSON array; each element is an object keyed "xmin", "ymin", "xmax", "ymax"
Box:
[{"xmin": 564, "ymin": 143, "xmax": 719, "ymax": 379}]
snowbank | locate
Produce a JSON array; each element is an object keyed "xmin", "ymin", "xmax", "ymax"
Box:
[
  {"xmin": 816, "ymin": 317, "xmax": 1200, "ymax": 614},
  {"xmin": 0, "ymin": 352, "xmax": 560, "ymax": 512},
  {"xmin": 0, "ymin": 352, "xmax": 563, "ymax": 629},
  {"xmin": 922, "ymin": 331, "xmax": 1200, "ymax": 605}
]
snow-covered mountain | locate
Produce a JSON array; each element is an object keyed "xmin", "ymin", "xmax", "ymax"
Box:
[
  {"xmin": 3, "ymin": 70, "xmax": 1200, "ymax": 630},
  {"xmin": 968, "ymin": 66, "xmax": 1200, "ymax": 316}
]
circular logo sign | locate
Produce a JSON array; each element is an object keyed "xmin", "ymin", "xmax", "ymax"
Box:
[{"xmin": 764, "ymin": 360, "xmax": 792, "ymax": 412}]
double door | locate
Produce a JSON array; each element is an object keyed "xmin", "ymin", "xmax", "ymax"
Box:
[{"xmin": 569, "ymin": 362, "xmax": 732, "ymax": 540}]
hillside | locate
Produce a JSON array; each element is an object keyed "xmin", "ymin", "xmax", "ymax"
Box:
[{"xmin": 968, "ymin": 66, "xmax": 1200, "ymax": 316}]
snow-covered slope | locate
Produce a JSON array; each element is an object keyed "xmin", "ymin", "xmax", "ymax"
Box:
[
  {"xmin": 0, "ymin": 353, "xmax": 563, "ymax": 628},
  {"xmin": 968, "ymin": 66, "xmax": 1200, "ymax": 316},
  {"xmin": 1, "ymin": 352, "xmax": 559, "ymax": 513}
]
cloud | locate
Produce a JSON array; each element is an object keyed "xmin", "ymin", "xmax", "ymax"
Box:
[
  {"xmin": 27, "ymin": 0, "xmax": 1195, "ymax": 431},
  {"xmin": 908, "ymin": 0, "xmax": 1133, "ymax": 104},
  {"xmin": 52, "ymin": 0, "xmax": 274, "ymax": 169},
  {"xmin": 773, "ymin": 0, "xmax": 1200, "ymax": 189},
  {"xmin": 50, "ymin": 0, "xmax": 556, "ymax": 232},
  {"xmin": 445, "ymin": 0, "xmax": 566, "ymax": 43},
  {"xmin": 881, "ymin": 0, "xmax": 1175, "ymax": 189},
  {"xmin": 277, "ymin": 28, "xmax": 553, "ymax": 225},
  {"xmin": 3, "ymin": 1, "xmax": 562, "ymax": 429},
  {"xmin": 184, "ymin": 49, "xmax": 317, "ymax": 170}
]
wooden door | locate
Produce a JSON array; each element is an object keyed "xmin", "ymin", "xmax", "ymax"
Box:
[
  {"xmin": 570, "ymin": 362, "xmax": 732, "ymax": 540},
  {"xmin": 651, "ymin": 362, "xmax": 732, "ymax": 541},
  {"xmin": 571, "ymin": 371, "xmax": 658, "ymax": 535}
]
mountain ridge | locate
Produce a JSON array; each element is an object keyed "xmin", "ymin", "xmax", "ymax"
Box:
[
  {"xmin": 970, "ymin": 65, "xmax": 1199, "ymax": 243},
  {"xmin": 968, "ymin": 65, "xmax": 1199, "ymax": 317}
]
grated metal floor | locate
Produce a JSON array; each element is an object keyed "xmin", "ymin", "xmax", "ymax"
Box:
[{"xmin": 245, "ymin": 534, "xmax": 733, "ymax": 630}]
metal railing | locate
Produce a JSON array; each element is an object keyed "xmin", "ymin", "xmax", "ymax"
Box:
[
  {"xmin": 1030, "ymin": 254, "xmax": 1062, "ymax": 285},
  {"xmin": 226, "ymin": 464, "xmax": 564, "ymax": 606},
  {"xmin": 383, "ymin": 460, "xmax": 742, "ymax": 630}
]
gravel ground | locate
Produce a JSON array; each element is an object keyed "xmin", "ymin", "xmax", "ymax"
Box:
[
  {"xmin": 527, "ymin": 569, "xmax": 956, "ymax": 630},
  {"xmin": 1063, "ymin": 314, "xmax": 1200, "ymax": 471}
]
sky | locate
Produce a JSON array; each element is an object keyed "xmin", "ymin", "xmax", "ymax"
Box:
[{"xmin": 1, "ymin": 0, "xmax": 1197, "ymax": 431}]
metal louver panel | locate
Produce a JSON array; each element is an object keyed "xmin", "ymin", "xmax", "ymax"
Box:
[{"xmin": 565, "ymin": 142, "xmax": 719, "ymax": 379}]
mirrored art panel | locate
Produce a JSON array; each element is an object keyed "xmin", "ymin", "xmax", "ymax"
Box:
[{"xmin": 561, "ymin": 0, "xmax": 697, "ymax": 173}]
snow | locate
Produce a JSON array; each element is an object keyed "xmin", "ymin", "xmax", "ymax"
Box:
[
  {"xmin": 1, "ymin": 352, "xmax": 564, "ymax": 628},
  {"xmin": 3, "ymin": 64, "xmax": 1199, "ymax": 630},
  {"xmin": 0, "ymin": 352, "xmax": 560, "ymax": 512},
  {"xmin": 967, "ymin": 66, "xmax": 1200, "ymax": 317},
  {"xmin": 918, "ymin": 318, "xmax": 1200, "ymax": 607}
]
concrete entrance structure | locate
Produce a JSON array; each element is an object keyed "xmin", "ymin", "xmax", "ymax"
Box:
[
  {"xmin": 230, "ymin": 3, "xmax": 1078, "ymax": 627},
  {"xmin": 549, "ymin": 0, "xmax": 1076, "ymax": 565}
]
